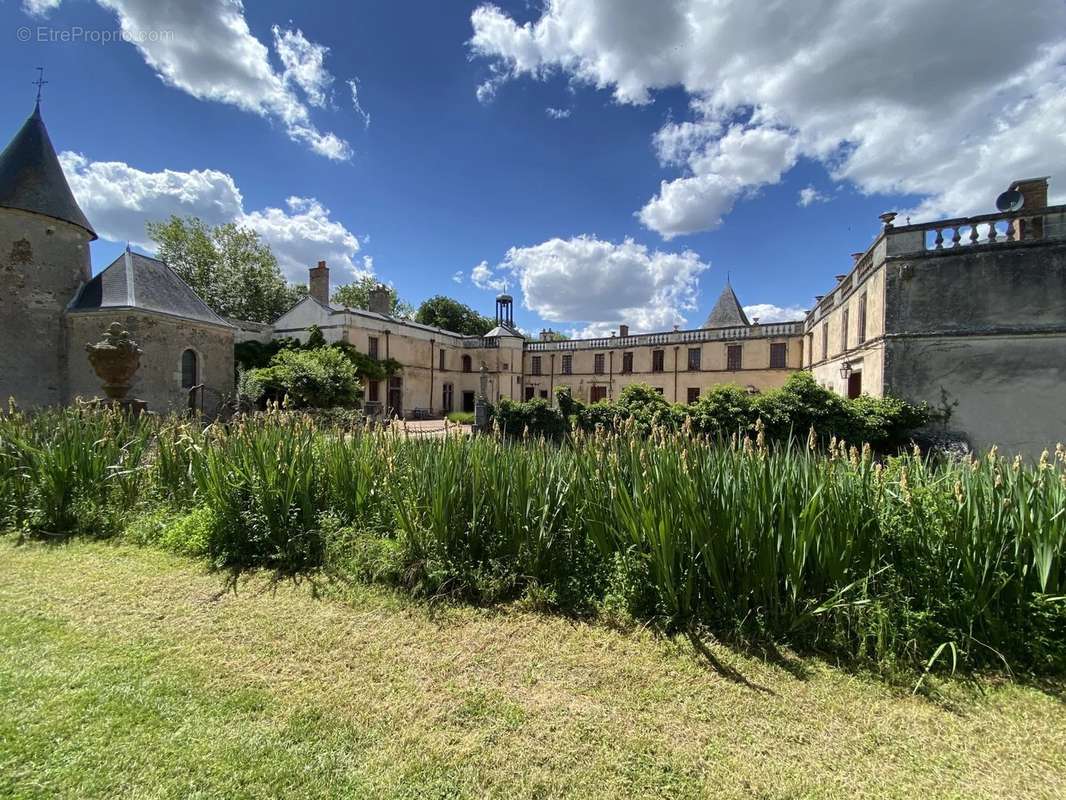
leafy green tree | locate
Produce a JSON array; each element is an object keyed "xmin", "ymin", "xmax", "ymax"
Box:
[
  {"xmin": 146, "ymin": 216, "xmax": 302, "ymax": 323},
  {"xmin": 253, "ymin": 348, "xmax": 360, "ymax": 408},
  {"xmin": 331, "ymin": 276, "xmax": 413, "ymax": 318},
  {"xmin": 415, "ymin": 295, "xmax": 495, "ymax": 336}
]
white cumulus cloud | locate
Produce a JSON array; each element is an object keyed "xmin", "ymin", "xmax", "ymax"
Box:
[
  {"xmin": 470, "ymin": 0, "xmax": 1066, "ymax": 236},
  {"xmin": 471, "ymin": 260, "xmax": 510, "ymax": 292},
  {"xmin": 452, "ymin": 270, "xmax": 464, "ymax": 284},
  {"xmin": 798, "ymin": 186, "xmax": 829, "ymax": 207},
  {"xmin": 498, "ymin": 235, "xmax": 708, "ymax": 334},
  {"xmin": 59, "ymin": 152, "xmax": 363, "ymax": 281},
  {"xmin": 546, "ymin": 107, "xmax": 571, "ymax": 119},
  {"xmin": 26, "ymin": 0, "xmax": 351, "ymax": 160},
  {"xmin": 743, "ymin": 303, "xmax": 808, "ymax": 324}
]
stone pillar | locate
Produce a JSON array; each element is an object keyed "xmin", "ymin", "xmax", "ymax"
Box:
[{"xmin": 474, "ymin": 364, "xmax": 490, "ymax": 432}]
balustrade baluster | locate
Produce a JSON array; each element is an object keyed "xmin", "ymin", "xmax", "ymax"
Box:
[
  {"xmin": 988, "ymin": 220, "xmax": 998, "ymax": 242},
  {"xmin": 969, "ymin": 224, "xmax": 979, "ymax": 244},
  {"xmin": 1006, "ymin": 218, "xmax": 1017, "ymax": 241},
  {"xmin": 934, "ymin": 227, "xmax": 944, "ymax": 249},
  {"xmin": 951, "ymin": 226, "xmax": 961, "ymax": 247}
]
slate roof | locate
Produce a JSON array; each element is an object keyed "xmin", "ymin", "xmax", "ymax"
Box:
[
  {"xmin": 68, "ymin": 250, "xmax": 231, "ymax": 328},
  {"xmin": 484, "ymin": 322, "xmax": 523, "ymax": 338},
  {"xmin": 703, "ymin": 284, "xmax": 751, "ymax": 328},
  {"xmin": 0, "ymin": 103, "xmax": 95, "ymax": 238}
]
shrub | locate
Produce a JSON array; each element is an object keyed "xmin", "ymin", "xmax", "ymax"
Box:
[
  {"xmin": 252, "ymin": 348, "xmax": 360, "ymax": 408},
  {"xmin": 688, "ymin": 384, "xmax": 756, "ymax": 437},
  {"xmin": 446, "ymin": 411, "xmax": 475, "ymax": 425},
  {"xmin": 492, "ymin": 398, "xmax": 567, "ymax": 439}
]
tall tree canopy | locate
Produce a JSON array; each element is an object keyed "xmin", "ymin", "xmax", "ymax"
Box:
[
  {"xmin": 331, "ymin": 276, "xmax": 413, "ymax": 318},
  {"xmin": 415, "ymin": 295, "xmax": 496, "ymax": 336},
  {"xmin": 146, "ymin": 216, "xmax": 301, "ymax": 323}
]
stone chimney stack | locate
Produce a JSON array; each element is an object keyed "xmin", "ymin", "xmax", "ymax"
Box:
[
  {"xmin": 368, "ymin": 284, "xmax": 392, "ymax": 315},
  {"xmin": 1011, "ymin": 177, "xmax": 1049, "ymax": 211},
  {"xmin": 309, "ymin": 260, "xmax": 330, "ymax": 305},
  {"xmin": 619, "ymin": 324, "xmax": 629, "ymax": 337}
]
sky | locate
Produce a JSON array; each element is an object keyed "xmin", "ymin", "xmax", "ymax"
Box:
[{"xmin": 2, "ymin": 0, "xmax": 1063, "ymax": 337}]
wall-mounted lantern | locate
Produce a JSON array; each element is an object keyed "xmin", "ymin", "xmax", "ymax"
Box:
[{"xmin": 839, "ymin": 360, "xmax": 853, "ymax": 381}]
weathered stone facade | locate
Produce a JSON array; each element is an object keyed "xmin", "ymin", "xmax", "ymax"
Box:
[
  {"xmin": 806, "ymin": 179, "xmax": 1066, "ymax": 456},
  {"xmin": 66, "ymin": 312, "xmax": 234, "ymax": 414},
  {"xmin": 0, "ymin": 208, "xmax": 92, "ymax": 406}
]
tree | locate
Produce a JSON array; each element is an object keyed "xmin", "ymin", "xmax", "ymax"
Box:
[
  {"xmin": 331, "ymin": 276, "xmax": 413, "ymax": 318},
  {"xmin": 146, "ymin": 216, "xmax": 302, "ymax": 323},
  {"xmin": 414, "ymin": 295, "xmax": 496, "ymax": 336}
]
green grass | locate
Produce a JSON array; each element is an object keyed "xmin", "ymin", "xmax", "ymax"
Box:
[
  {"xmin": 2, "ymin": 539, "xmax": 1065, "ymax": 799},
  {"xmin": 445, "ymin": 411, "xmax": 475, "ymax": 425}
]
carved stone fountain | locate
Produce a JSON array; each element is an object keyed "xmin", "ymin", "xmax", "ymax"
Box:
[{"xmin": 85, "ymin": 322, "xmax": 147, "ymax": 413}]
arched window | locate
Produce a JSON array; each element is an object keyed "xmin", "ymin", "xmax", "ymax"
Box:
[
  {"xmin": 181, "ymin": 349, "xmax": 198, "ymax": 389},
  {"xmin": 461, "ymin": 354, "xmax": 472, "ymax": 373}
]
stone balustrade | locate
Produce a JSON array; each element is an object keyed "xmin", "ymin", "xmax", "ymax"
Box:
[
  {"xmin": 891, "ymin": 204, "xmax": 1066, "ymax": 253},
  {"xmin": 524, "ymin": 321, "xmax": 803, "ymax": 352}
]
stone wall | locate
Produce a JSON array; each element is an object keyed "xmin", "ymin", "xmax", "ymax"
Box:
[
  {"xmin": 882, "ymin": 241, "xmax": 1066, "ymax": 457},
  {"xmin": 0, "ymin": 208, "xmax": 91, "ymax": 407},
  {"xmin": 66, "ymin": 311, "xmax": 234, "ymax": 415}
]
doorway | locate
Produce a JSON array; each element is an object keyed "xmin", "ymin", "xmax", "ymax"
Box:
[
  {"xmin": 462, "ymin": 390, "xmax": 476, "ymax": 413},
  {"xmin": 388, "ymin": 376, "xmax": 403, "ymax": 417},
  {"xmin": 847, "ymin": 371, "xmax": 862, "ymax": 399}
]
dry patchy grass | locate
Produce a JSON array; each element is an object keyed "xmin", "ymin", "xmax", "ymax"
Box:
[{"xmin": 1, "ymin": 539, "xmax": 1064, "ymax": 799}]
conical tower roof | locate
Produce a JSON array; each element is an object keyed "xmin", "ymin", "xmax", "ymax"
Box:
[
  {"xmin": 703, "ymin": 283, "xmax": 750, "ymax": 328},
  {"xmin": 0, "ymin": 103, "xmax": 95, "ymax": 239}
]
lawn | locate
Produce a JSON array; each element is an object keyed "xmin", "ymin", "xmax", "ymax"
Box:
[{"xmin": 1, "ymin": 540, "xmax": 1064, "ymax": 799}]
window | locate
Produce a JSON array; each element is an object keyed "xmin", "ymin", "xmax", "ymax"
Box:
[
  {"xmin": 857, "ymin": 294, "xmax": 867, "ymax": 343},
  {"xmin": 652, "ymin": 349, "xmax": 665, "ymax": 373},
  {"xmin": 368, "ymin": 380, "xmax": 380, "ymax": 403},
  {"xmin": 806, "ymin": 333, "xmax": 814, "ymax": 367},
  {"xmin": 621, "ymin": 351, "xmax": 633, "ymax": 373},
  {"xmin": 561, "ymin": 354, "xmax": 572, "ymax": 375},
  {"xmin": 531, "ymin": 356, "xmax": 542, "ymax": 376},
  {"xmin": 770, "ymin": 342, "xmax": 787, "ymax": 369},
  {"xmin": 442, "ymin": 383, "xmax": 453, "ymax": 412},
  {"xmin": 525, "ymin": 385, "xmax": 535, "ymax": 401},
  {"xmin": 539, "ymin": 389, "xmax": 549, "ymax": 399},
  {"xmin": 841, "ymin": 309, "xmax": 850, "ymax": 352},
  {"xmin": 654, "ymin": 387, "xmax": 664, "ymax": 395},
  {"xmin": 180, "ymin": 349, "xmax": 198, "ymax": 389},
  {"xmin": 726, "ymin": 345, "xmax": 742, "ymax": 371},
  {"xmin": 822, "ymin": 322, "xmax": 829, "ymax": 360},
  {"xmin": 462, "ymin": 354, "xmax": 472, "ymax": 373},
  {"xmin": 594, "ymin": 353, "xmax": 605, "ymax": 374},
  {"xmin": 590, "ymin": 385, "xmax": 608, "ymax": 403},
  {"xmin": 687, "ymin": 387, "xmax": 700, "ymax": 404},
  {"xmin": 368, "ymin": 336, "xmax": 380, "ymax": 359},
  {"xmin": 687, "ymin": 348, "xmax": 701, "ymax": 371},
  {"xmin": 439, "ymin": 348, "xmax": 446, "ymax": 371}
]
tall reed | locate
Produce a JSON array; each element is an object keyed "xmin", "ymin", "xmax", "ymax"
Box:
[{"xmin": 1, "ymin": 406, "xmax": 1063, "ymax": 672}]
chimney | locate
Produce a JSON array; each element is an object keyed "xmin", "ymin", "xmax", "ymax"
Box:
[
  {"xmin": 368, "ymin": 284, "xmax": 392, "ymax": 315},
  {"xmin": 309, "ymin": 260, "xmax": 330, "ymax": 305},
  {"xmin": 1010, "ymin": 177, "xmax": 1049, "ymax": 211},
  {"xmin": 619, "ymin": 324, "xmax": 629, "ymax": 338}
]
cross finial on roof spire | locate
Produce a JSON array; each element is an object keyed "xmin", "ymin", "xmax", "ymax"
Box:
[{"xmin": 33, "ymin": 67, "xmax": 48, "ymax": 105}]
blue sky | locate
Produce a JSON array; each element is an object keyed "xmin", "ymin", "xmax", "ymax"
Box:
[{"xmin": 2, "ymin": 0, "xmax": 1062, "ymax": 335}]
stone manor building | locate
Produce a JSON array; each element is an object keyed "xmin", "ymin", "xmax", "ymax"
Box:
[
  {"xmin": 0, "ymin": 103, "xmax": 233, "ymax": 412},
  {"xmin": 2, "ymin": 102, "xmax": 1063, "ymax": 456}
]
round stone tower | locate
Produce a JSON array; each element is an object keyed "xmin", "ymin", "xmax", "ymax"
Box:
[{"xmin": 0, "ymin": 102, "xmax": 95, "ymax": 407}]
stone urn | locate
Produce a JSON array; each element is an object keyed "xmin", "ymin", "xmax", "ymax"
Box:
[{"xmin": 86, "ymin": 322, "xmax": 143, "ymax": 402}]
